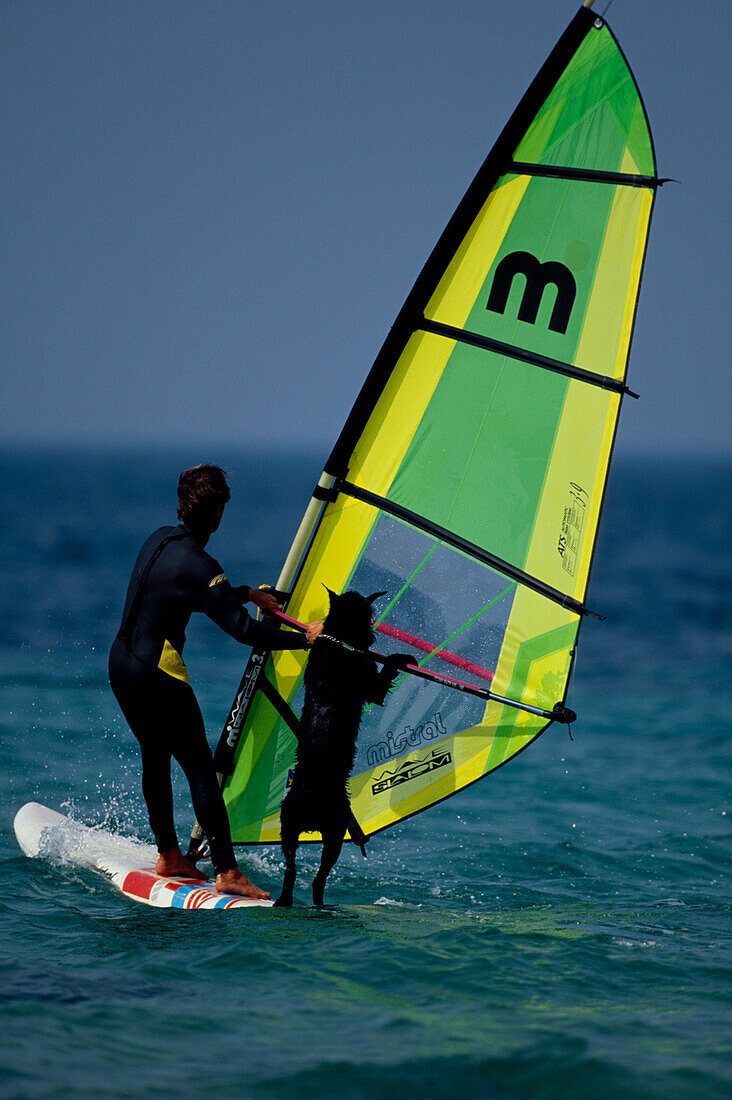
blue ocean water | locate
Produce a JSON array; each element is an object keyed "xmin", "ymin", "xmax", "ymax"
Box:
[{"xmin": 1, "ymin": 447, "xmax": 730, "ymax": 1100}]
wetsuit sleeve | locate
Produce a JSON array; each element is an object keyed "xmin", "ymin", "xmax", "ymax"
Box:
[
  {"xmin": 242, "ymin": 617, "xmax": 310, "ymax": 651},
  {"xmin": 200, "ymin": 580, "xmax": 308, "ymax": 650},
  {"xmin": 230, "ymin": 585, "xmax": 254, "ymax": 602}
]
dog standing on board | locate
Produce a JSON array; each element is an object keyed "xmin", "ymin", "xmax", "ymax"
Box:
[{"xmin": 275, "ymin": 590, "xmax": 411, "ymax": 907}]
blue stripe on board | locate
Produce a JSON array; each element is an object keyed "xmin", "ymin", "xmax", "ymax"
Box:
[{"xmin": 170, "ymin": 884, "xmax": 202, "ymax": 908}]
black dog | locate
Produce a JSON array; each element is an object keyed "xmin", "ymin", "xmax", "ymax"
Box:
[{"xmin": 274, "ymin": 590, "xmax": 410, "ymax": 907}]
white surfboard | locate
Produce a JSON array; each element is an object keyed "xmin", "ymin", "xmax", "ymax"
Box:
[{"xmin": 13, "ymin": 802, "xmax": 272, "ymax": 910}]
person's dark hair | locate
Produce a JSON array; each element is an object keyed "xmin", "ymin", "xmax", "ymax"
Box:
[{"xmin": 177, "ymin": 463, "xmax": 230, "ymax": 534}]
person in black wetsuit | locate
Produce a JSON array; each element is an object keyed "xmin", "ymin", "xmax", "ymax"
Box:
[{"xmin": 109, "ymin": 463, "xmax": 322, "ymax": 899}]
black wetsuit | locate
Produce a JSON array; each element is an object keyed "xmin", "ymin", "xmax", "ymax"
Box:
[{"xmin": 109, "ymin": 523, "xmax": 307, "ymax": 873}]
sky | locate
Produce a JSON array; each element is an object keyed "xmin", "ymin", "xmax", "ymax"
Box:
[{"xmin": 2, "ymin": 0, "xmax": 730, "ymax": 458}]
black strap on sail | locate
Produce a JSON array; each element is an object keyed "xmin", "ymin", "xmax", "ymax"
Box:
[{"xmin": 258, "ymin": 675, "xmax": 302, "ymax": 740}]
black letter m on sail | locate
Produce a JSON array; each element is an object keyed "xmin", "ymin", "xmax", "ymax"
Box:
[{"xmin": 486, "ymin": 250, "xmax": 577, "ymax": 335}]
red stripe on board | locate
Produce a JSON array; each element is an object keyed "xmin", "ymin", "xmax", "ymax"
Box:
[
  {"xmin": 161, "ymin": 877, "xmax": 208, "ymax": 891},
  {"xmin": 185, "ymin": 889, "xmax": 214, "ymax": 909},
  {"xmin": 121, "ymin": 870, "xmax": 156, "ymax": 900},
  {"xmin": 375, "ymin": 623, "xmax": 494, "ymax": 682}
]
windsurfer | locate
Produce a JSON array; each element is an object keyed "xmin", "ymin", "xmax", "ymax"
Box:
[{"xmin": 108, "ymin": 463, "xmax": 323, "ymax": 899}]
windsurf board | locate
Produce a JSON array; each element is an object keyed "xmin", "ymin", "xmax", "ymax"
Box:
[{"xmin": 13, "ymin": 802, "xmax": 272, "ymax": 910}]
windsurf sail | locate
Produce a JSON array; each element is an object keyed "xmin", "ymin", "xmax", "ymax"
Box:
[{"xmin": 213, "ymin": 2, "xmax": 659, "ymax": 844}]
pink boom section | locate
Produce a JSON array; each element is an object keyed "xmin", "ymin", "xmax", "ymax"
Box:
[
  {"xmin": 271, "ymin": 609, "xmax": 494, "ymax": 684},
  {"xmin": 375, "ymin": 622, "xmax": 494, "ymax": 682}
]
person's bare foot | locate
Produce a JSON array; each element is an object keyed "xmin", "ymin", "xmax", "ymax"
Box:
[
  {"xmin": 215, "ymin": 867, "xmax": 271, "ymax": 900},
  {"xmin": 156, "ymin": 847, "xmax": 208, "ymax": 880}
]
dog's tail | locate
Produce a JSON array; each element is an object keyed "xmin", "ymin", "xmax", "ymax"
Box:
[{"xmin": 348, "ymin": 809, "xmax": 370, "ymax": 858}]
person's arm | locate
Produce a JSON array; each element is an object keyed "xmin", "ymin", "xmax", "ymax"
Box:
[
  {"xmin": 231, "ymin": 586, "xmax": 282, "ymax": 614},
  {"xmin": 241, "ymin": 614, "xmax": 315, "ymax": 651},
  {"xmin": 201, "ymin": 570, "xmax": 318, "ymax": 651}
]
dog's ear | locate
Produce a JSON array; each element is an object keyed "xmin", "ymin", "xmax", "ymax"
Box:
[
  {"xmin": 322, "ymin": 584, "xmax": 337, "ymax": 604},
  {"xmin": 367, "ymin": 591, "xmax": 387, "ymax": 605}
]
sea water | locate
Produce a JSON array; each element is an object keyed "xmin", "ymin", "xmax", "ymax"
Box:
[{"xmin": 1, "ymin": 447, "xmax": 729, "ymax": 1100}]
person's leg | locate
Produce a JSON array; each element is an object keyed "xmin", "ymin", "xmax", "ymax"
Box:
[
  {"xmin": 161, "ymin": 678, "xmax": 270, "ymax": 900},
  {"xmin": 109, "ymin": 647, "xmax": 204, "ymax": 879},
  {"xmin": 138, "ymin": 738, "xmax": 177, "ymax": 854},
  {"xmin": 166, "ymin": 685, "xmax": 234, "ymax": 871}
]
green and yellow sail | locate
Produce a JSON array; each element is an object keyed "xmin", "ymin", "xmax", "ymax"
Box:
[{"xmin": 217, "ymin": 4, "xmax": 658, "ymax": 844}]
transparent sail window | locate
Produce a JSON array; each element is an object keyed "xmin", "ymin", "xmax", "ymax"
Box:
[{"xmin": 343, "ymin": 512, "xmax": 517, "ymax": 771}]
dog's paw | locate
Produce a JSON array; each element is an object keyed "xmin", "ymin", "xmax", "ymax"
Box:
[
  {"xmin": 385, "ymin": 652, "xmax": 414, "ymax": 674},
  {"xmin": 273, "ymin": 895, "xmax": 293, "ymax": 908}
]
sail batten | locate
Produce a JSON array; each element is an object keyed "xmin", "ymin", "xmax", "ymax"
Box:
[
  {"xmin": 510, "ymin": 161, "xmax": 659, "ymax": 187},
  {"xmin": 419, "ymin": 317, "xmax": 637, "ymax": 395},
  {"xmin": 217, "ymin": 6, "xmax": 658, "ymax": 844},
  {"xmin": 335, "ymin": 480, "xmax": 598, "ymax": 618}
]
